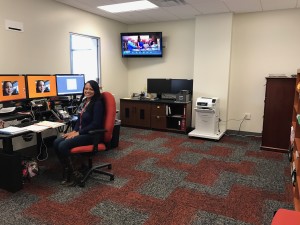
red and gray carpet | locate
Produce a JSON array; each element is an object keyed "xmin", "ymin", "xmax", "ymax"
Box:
[{"xmin": 0, "ymin": 127, "xmax": 293, "ymax": 225}]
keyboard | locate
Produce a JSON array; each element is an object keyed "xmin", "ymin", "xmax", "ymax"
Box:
[
  {"xmin": 0, "ymin": 107, "xmax": 16, "ymax": 114},
  {"xmin": 14, "ymin": 120, "xmax": 37, "ymax": 128}
]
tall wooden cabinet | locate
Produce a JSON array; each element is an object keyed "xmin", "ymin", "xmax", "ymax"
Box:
[
  {"xmin": 290, "ymin": 69, "xmax": 300, "ymax": 211},
  {"xmin": 261, "ymin": 76, "xmax": 296, "ymax": 152},
  {"xmin": 120, "ymin": 98, "xmax": 192, "ymax": 133}
]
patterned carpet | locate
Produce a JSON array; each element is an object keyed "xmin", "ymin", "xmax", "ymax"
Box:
[{"xmin": 0, "ymin": 127, "xmax": 293, "ymax": 225}]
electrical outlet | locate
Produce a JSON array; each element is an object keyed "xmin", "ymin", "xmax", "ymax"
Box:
[{"xmin": 244, "ymin": 113, "xmax": 251, "ymax": 120}]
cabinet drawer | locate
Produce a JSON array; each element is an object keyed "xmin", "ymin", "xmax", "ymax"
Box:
[
  {"xmin": 151, "ymin": 115, "xmax": 166, "ymax": 129},
  {"xmin": 151, "ymin": 104, "xmax": 166, "ymax": 116}
]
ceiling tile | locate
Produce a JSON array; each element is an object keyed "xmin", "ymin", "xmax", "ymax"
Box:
[
  {"xmin": 162, "ymin": 5, "xmax": 201, "ymax": 19},
  {"xmin": 186, "ymin": 0, "xmax": 229, "ymax": 14},
  {"xmin": 223, "ymin": 0, "xmax": 262, "ymax": 13},
  {"xmin": 261, "ymin": 0, "xmax": 297, "ymax": 11}
]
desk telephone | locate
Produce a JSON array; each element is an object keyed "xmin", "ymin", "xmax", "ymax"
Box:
[{"xmin": 51, "ymin": 106, "xmax": 70, "ymax": 120}]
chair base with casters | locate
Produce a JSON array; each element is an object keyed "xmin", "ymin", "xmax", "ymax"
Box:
[{"xmin": 76, "ymin": 155, "xmax": 114, "ymax": 187}]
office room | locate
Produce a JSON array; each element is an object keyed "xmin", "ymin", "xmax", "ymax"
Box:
[{"xmin": 1, "ymin": 0, "xmax": 300, "ymax": 224}]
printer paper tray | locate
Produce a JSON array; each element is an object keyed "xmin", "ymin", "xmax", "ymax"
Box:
[{"xmin": 194, "ymin": 108, "xmax": 215, "ymax": 113}]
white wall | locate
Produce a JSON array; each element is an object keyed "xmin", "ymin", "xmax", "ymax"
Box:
[
  {"xmin": 0, "ymin": 0, "xmax": 129, "ymax": 149},
  {"xmin": 193, "ymin": 13, "xmax": 233, "ymax": 132},
  {"xmin": 1, "ymin": 0, "xmax": 300, "ymax": 134},
  {"xmin": 0, "ymin": 0, "xmax": 128, "ymax": 111},
  {"xmin": 126, "ymin": 20, "xmax": 195, "ymax": 97},
  {"xmin": 228, "ymin": 9, "xmax": 300, "ymax": 132}
]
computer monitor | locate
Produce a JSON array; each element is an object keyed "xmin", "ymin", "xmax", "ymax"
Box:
[
  {"xmin": 26, "ymin": 75, "xmax": 57, "ymax": 99},
  {"xmin": 55, "ymin": 74, "xmax": 85, "ymax": 96},
  {"xmin": 147, "ymin": 79, "xmax": 171, "ymax": 99},
  {"xmin": 0, "ymin": 75, "xmax": 27, "ymax": 102},
  {"xmin": 171, "ymin": 79, "xmax": 193, "ymax": 94}
]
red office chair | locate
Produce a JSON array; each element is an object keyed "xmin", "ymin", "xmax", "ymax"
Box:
[{"xmin": 70, "ymin": 91, "xmax": 116, "ymax": 187}]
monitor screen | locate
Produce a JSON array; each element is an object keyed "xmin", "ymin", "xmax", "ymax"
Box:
[
  {"xmin": 56, "ymin": 74, "xmax": 85, "ymax": 96},
  {"xmin": 171, "ymin": 79, "xmax": 193, "ymax": 94},
  {"xmin": 147, "ymin": 79, "xmax": 171, "ymax": 98},
  {"xmin": 0, "ymin": 75, "xmax": 27, "ymax": 102},
  {"xmin": 26, "ymin": 75, "xmax": 57, "ymax": 99},
  {"xmin": 121, "ymin": 32, "xmax": 163, "ymax": 57}
]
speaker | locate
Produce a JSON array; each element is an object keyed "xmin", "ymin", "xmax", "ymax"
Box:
[{"xmin": 0, "ymin": 152, "xmax": 23, "ymax": 192}]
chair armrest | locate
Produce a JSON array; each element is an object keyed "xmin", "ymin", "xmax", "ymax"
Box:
[
  {"xmin": 88, "ymin": 129, "xmax": 107, "ymax": 153},
  {"xmin": 88, "ymin": 129, "xmax": 106, "ymax": 135}
]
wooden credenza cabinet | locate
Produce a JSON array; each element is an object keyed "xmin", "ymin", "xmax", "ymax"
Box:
[
  {"xmin": 120, "ymin": 98, "xmax": 192, "ymax": 133},
  {"xmin": 120, "ymin": 100, "xmax": 151, "ymax": 128},
  {"xmin": 261, "ymin": 76, "xmax": 296, "ymax": 152}
]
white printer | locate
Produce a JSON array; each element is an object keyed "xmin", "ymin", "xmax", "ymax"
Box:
[
  {"xmin": 196, "ymin": 97, "xmax": 219, "ymax": 112},
  {"xmin": 188, "ymin": 97, "xmax": 224, "ymax": 140}
]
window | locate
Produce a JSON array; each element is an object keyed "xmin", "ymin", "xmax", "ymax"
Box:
[{"xmin": 70, "ymin": 33, "xmax": 100, "ymax": 83}]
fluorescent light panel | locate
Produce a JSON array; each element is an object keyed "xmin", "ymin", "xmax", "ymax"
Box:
[{"xmin": 98, "ymin": 0, "xmax": 158, "ymax": 13}]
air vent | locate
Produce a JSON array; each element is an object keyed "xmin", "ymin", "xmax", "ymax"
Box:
[
  {"xmin": 5, "ymin": 19, "xmax": 24, "ymax": 32},
  {"xmin": 149, "ymin": 0, "xmax": 186, "ymax": 7}
]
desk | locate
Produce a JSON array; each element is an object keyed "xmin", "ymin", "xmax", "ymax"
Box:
[
  {"xmin": 0, "ymin": 112, "xmax": 30, "ymax": 122},
  {"xmin": 0, "ymin": 121, "xmax": 65, "ymax": 193}
]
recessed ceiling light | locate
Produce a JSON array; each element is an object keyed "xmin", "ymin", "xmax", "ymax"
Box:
[{"xmin": 98, "ymin": 0, "xmax": 158, "ymax": 13}]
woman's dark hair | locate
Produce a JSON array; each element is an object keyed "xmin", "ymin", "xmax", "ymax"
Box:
[
  {"xmin": 79, "ymin": 80, "xmax": 102, "ymax": 114},
  {"xmin": 79, "ymin": 80, "xmax": 102, "ymax": 103}
]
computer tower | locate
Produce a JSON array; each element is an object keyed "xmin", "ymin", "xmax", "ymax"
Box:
[{"xmin": 0, "ymin": 152, "xmax": 23, "ymax": 192}]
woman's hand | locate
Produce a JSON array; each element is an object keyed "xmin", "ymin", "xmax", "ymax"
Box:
[{"xmin": 62, "ymin": 131, "xmax": 79, "ymax": 139}]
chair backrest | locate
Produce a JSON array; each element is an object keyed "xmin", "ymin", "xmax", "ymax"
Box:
[{"xmin": 102, "ymin": 92, "xmax": 116, "ymax": 144}]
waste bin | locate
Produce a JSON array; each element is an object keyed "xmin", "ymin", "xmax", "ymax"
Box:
[
  {"xmin": 110, "ymin": 119, "xmax": 121, "ymax": 149},
  {"xmin": 0, "ymin": 152, "xmax": 23, "ymax": 192}
]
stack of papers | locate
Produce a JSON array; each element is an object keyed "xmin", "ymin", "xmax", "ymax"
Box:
[
  {"xmin": 0, "ymin": 126, "xmax": 28, "ymax": 135},
  {"xmin": 24, "ymin": 121, "xmax": 65, "ymax": 132},
  {"xmin": 36, "ymin": 121, "xmax": 65, "ymax": 128}
]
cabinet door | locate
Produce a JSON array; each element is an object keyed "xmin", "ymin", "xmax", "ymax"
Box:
[
  {"xmin": 151, "ymin": 103, "xmax": 166, "ymax": 129},
  {"xmin": 120, "ymin": 101, "xmax": 135, "ymax": 126},
  {"xmin": 261, "ymin": 78, "xmax": 296, "ymax": 152},
  {"xmin": 134, "ymin": 102, "xmax": 151, "ymax": 127},
  {"xmin": 120, "ymin": 101, "xmax": 151, "ymax": 127}
]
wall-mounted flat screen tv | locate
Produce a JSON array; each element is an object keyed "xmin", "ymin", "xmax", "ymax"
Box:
[{"xmin": 121, "ymin": 32, "xmax": 163, "ymax": 58}]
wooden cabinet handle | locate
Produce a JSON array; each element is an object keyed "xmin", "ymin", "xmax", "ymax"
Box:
[
  {"xmin": 156, "ymin": 116, "xmax": 160, "ymax": 119},
  {"xmin": 157, "ymin": 106, "xmax": 160, "ymax": 109}
]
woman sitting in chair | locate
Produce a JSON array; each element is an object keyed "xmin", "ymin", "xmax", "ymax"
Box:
[{"xmin": 53, "ymin": 80, "xmax": 104, "ymax": 186}]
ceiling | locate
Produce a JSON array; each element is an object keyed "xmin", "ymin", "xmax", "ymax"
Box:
[{"xmin": 55, "ymin": 0, "xmax": 300, "ymax": 24}]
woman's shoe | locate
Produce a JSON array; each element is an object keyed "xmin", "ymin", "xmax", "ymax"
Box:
[
  {"xmin": 66, "ymin": 171, "xmax": 84, "ymax": 187},
  {"xmin": 60, "ymin": 167, "xmax": 72, "ymax": 185}
]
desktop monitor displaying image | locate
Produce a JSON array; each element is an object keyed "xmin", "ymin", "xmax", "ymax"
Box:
[
  {"xmin": 56, "ymin": 74, "xmax": 85, "ymax": 96},
  {"xmin": 26, "ymin": 75, "xmax": 57, "ymax": 99},
  {"xmin": 0, "ymin": 75, "xmax": 27, "ymax": 102}
]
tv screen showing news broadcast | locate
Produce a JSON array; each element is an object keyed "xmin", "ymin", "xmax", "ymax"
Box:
[{"xmin": 121, "ymin": 32, "xmax": 163, "ymax": 58}]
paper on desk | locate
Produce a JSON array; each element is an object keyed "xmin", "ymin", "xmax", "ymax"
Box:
[
  {"xmin": 0, "ymin": 126, "xmax": 28, "ymax": 134},
  {"xmin": 36, "ymin": 121, "xmax": 65, "ymax": 128},
  {"xmin": 25, "ymin": 125, "xmax": 49, "ymax": 132}
]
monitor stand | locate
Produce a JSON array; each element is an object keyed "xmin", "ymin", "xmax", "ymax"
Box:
[{"xmin": 156, "ymin": 93, "xmax": 162, "ymax": 99}]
